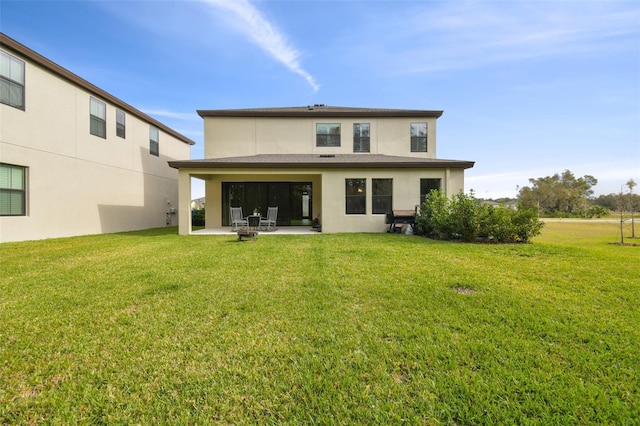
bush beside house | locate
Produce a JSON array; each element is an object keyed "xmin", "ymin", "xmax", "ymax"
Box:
[{"xmin": 415, "ymin": 190, "xmax": 544, "ymax": 243}]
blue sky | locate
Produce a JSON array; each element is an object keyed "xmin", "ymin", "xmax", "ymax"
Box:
[{"xmin": 3, "ymin": 0, "xmax": 639, "ymax": 199}]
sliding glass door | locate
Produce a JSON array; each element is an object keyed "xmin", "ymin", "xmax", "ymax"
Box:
[{"xmin": 222, "ymin": 182, "xmax": 312, "ymax": 226}]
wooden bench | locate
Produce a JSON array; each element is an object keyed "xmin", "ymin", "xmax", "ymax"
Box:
[{"xmin": 237, "ymin": 229, "xmax": 258, "ymax": 241}]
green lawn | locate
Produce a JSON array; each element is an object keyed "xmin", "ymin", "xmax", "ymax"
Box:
[{"xmin": 1, "ymin": 222, "xmax": 638, "ymax": 424}]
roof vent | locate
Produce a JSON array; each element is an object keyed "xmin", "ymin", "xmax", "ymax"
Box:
[{"xmin": 319, "ymin": 154, "xmax": 335, "ymax": 158}]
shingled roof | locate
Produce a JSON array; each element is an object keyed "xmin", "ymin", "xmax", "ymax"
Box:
[
  {"xmin": 197, "ymin": 105, "xmax": 444, "ymax": 118},
  {"xmin": 168, "ymin": 154, "xmax": 474, "ymax": 170}
]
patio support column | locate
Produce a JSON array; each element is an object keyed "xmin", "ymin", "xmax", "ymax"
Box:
[{"xmin": 177, "ymin": 170, "xmax": 192, "ymax": 235}]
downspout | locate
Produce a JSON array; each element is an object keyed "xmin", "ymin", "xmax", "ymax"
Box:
[{"xmin": 445, "ymin": 167, "xmax": 451, "ymax": 197}]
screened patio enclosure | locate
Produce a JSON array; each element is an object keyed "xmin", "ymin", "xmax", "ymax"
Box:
[{"xmin": 222, "ymin": 182, "xmax": 313, "ymax": 227}]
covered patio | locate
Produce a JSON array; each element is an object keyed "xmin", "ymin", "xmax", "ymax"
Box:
[{"xmin": 169, "ymin": 154, "xmax": 473, "ymax": 235}]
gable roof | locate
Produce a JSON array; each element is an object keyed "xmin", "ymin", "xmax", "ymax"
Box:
[
  {"xmin": 169, "ymin": 154, "xmax": 474, "ymax": 170},
  {"xmin": 0, "ymin": 33, "xmax": 195, "ymax": 146},
  {"xmin": 197, "ymin": 105, "xmax": 444, "ymax": 118}
]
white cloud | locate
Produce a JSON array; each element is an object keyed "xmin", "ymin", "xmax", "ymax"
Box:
[
  {"xmin": 355, "ymin": 1, "xmax": 640, "ymax": 74},
  {"xmin": 201, "ymin": 0, "xmax": 319, "ymax": 92}
]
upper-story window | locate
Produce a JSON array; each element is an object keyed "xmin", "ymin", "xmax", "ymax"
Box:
[
  {"xmin": 0, "ymin": 163, "xmax": 27, "ymax": 216},
  {"xmin": 0, "ymin": 51, "xmax": 25, "ymax": 110},
  {"xmin": 90, "ymin": 97, "xmax": 106, "ymax": 138},
  {"xmin": 316, "ymin": 123, "xmax": 341, "ymax": 147},
  {"xmin": 411, "ymin": 122, "xmax": 427, "ymax": 152},
  {"xmin": 149, "ymin": 126, "xmax": 159, "ymax": 156},
  {"xmin": 353, "ymin": 123, "xmax": 370, "ymax": 153},
  {"xmin": 116, "ymin": 109, "xmax": 126, "ymax": 138}
]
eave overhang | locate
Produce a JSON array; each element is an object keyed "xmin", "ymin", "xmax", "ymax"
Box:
[
  {"xmin": 168, "ymin": 154, "xmax": 474, "ymax": 170},
  {"xmin": 197, "ymin": 106, "xmax": 444, "ymax": 119}
]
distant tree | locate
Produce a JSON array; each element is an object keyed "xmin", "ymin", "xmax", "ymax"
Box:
[
  {"xmin": 627, "ymin": 179, "xmax": 636, "ymax": 238},
  {"xmin": 594, "ymin": 191, "xmax": 640, "ymax": 213},
  {"xmin": 517, "ymin": 170, "xmax": 598, "ymax": 217},
  {"xmin": 586, "ymin": 205, "xmax": 610, "ymax": 218},
  {"xmin": 617, "ymin": 188, "xmax": 626, "ymax": 244},
  {"xmin": 593, "ymin": 193, "xmax": 618, "ymax": 211}
]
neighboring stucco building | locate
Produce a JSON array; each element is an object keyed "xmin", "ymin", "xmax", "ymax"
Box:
[
  {"xmin": 0, "ymin": 33, "xmax": 195, "ymax": 243},
  {"xmin": 169, "ymin": 105, "xmax": 474, "ymax": 234}
]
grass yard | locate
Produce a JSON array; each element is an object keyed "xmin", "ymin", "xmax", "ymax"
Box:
[{"xmin": 1, "ymin": 222, "xmax": 638, "ymax": 424}]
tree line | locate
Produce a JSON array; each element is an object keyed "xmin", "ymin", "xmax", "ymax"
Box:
[
  {"xmin": 516, "ymin": 170, "xmax": 638, "ymax": 218},
  {"xmin": 414, "ymin": 170, "xmax": 636, "ymax": 244}
]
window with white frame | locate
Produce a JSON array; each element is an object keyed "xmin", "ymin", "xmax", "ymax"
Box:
[
  {"xmin": 0, "ymin": 163, "xmax": 26, "ymax": 216},
  {"xmin": 316, "ymin": 123, "xmax": 341, "ymax": 147},
  {"xmin": 0, "ymin": 50, "xmax": 25, "ymax": 110},
  {"xmin": 116, "ymin": 109, "xmax": 126, "ymax": 138},
  {"xmin": 353, "ymin": 123, "xmax": 370, "ymax": 152},
  {"xmin": 411, "ymin": 122, "xmax": 427, "ymax": 152},
  {"xmin": 90, "ymin": 97, "xmax": 106, "ymax": 138},
  {"xmin": 149, "ymin": 126, "xmax": 159, "ymax": 156}
]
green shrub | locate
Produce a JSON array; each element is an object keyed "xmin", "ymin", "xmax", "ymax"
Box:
[
  {"xmin": 415, "ymin": 189, "xmax": 450, "ymax": 239},
  {"xmin": 586, "ymin": 205, "xmax": 610, "ymax": 218},
  {"xmin": 192, "ymin": 208, "xmax": 205, "ymax": 226},
  {"xmin": 416, "ymin": 190, "xmax": 544, "ymax": 243},
  {"xmin": 511, "ymin": 206, "xmax": 545, "ymax": 242},
  {"xmin": 478, "ymin": 204, "xmax": 515, "ymax": 242},
  {"xmin": 449, "ymin": 191, "xmax": 480, "ymax": 241}
]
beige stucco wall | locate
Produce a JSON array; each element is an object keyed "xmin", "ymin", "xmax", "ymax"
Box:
[
  {"xmin": 175, "ymin": 167, "xmax": 464, "ymax": 235},
  {"xmin": 320, "ymin": 167, "xmax": 464, "ymax": 233},
  {"xmin": 204, "ymin": 116, "xmax": 438, "ymax": 158},
  {"xmin": 0, "ymin": 49, "xmax": 191, "ymax": 242}
]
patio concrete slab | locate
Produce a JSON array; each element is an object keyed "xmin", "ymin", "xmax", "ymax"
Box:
[{"xmin": 191, "ymin": 227, "xmax": 320, "ymax": 235}]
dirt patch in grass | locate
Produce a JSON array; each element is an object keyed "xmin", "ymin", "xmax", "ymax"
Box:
[{"xmin": 453, "ymin": 287, "xmax": 476, "ymax": 295}]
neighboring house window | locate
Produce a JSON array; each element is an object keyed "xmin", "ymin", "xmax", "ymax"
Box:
[
  {"xmin": 372, "ymin": 178, "xmax": 392, "ymax": 214},
  {"xmin": 0, "ymin": 163, "xmax": 26, "ymax": 216},
  {"xmin": 90, "ymin": 97, "xmax": 106, "ymax": 138},
  {"xmin": 411, "ymin": 122, "xmax": 427, "ymax": 152},
  {"xmin": 0, "ymin": 51, "xmax": 25, "ymax": 110},
  {"xmin": 345, "ymin": 178, "xmax": 366, "ymax": 214},
  {"xmin": 353, "ymin": 123, "xmax": 370, "ymax": 152},
  {"xmin": 316, "ymin": 123, "xmax": 341, "ymax": 147},
  {"xmin": 116, "ymin": 109, "xmax": 126, "ymax": 138},
  {"xmin": 420, "ymin": 178, "xmax": 441, "ymax": 204},
  {"xmin": 149, "ymin": 126, "xmax": 159, "ymax": 156}
]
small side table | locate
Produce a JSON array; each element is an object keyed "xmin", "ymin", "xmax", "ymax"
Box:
[{"xmin": 247, "ymin": 215, "xmax": 261, "ymax": 230}]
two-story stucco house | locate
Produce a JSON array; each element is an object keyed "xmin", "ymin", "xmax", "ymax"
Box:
[
  {"xmin": 0, "ymin": 33, "xmax": 195, "ymax": 243},
  {"xmin": 169, "ymin": 105, "xmax": 474, "ymax": 234}
]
